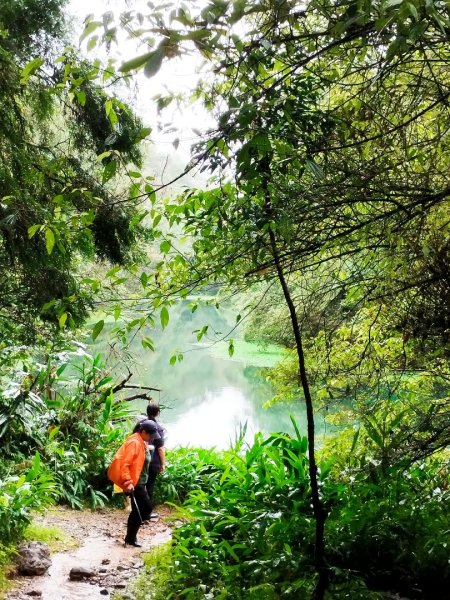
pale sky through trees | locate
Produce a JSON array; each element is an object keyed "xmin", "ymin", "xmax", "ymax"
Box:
[{"xmin": 68, "ymin": 0, "xmax": 211, "ymax": 190}]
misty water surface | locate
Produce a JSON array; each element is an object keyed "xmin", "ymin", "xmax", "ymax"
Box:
[{"xmin": 97, "ymin": 301, "xmax": 333, "ymax": 449}]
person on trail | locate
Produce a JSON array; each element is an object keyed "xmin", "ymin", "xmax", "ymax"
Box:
[
  {"xmin": 133, "ymin": 402, "xmax": 166, "ymax": 519},
  {"xmin": 107, "ymin": 419, "xmax": 161, "ymax": 547},
  {"xmin": 145, "ymin": 403, "xmax": 166, "ymax": 519}
]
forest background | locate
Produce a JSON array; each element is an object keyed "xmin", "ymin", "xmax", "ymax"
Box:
[{"xmin": 0, "ymin": 1, "xmax": 449, "ymax": 599}]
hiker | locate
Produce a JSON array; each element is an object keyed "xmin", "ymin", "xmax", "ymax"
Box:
[
  {"xmin": 132, "ymin": 403, "xmax": 166, "ymax": 519},
  {"xmin": 107, "ymin": 419, "xmax": 161, "ymax": 547},
  {"xmin": 145, "ymin": 403, "xmax": 166, "ymax": 519}
]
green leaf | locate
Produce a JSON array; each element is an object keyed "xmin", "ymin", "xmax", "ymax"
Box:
[
  {"xmin": 87, "ymin": 35, "xmax": 98, "ymax": 51},
  {"xmin": 144, "ymin": 47, "xmax": 165, "ymax": 78},
  {"xmin": 228, "ymin": 339, "xmax": 234, "ymax": 357},
  {"xmin": 145, "ymin": 183, "xmax": 156, "ymax": 202},
  {"xmin": 141, "ymin": 337, "xmax": 155, "ymax": 351},
  {"xmin": 58, "ymin": 313, "xmax": 68, "ymax": 328},
  {"xmin": 105, "ymin": 99, "xmax": 113, "ymax": 116},
  {"xmin": 160, "ymin": 306, "xmax": 170, "ymax": 329},
  {"xmin": 21, "ymin": 57, "xmax": 44, "ymax": 83},
  {"xmin": 45, "ymin": 228, "xmax": 55, "ymax": 255},
  {"xmin": 80, "ymin": 20, "xmax": 102, "ymax": 43},
  {"xmin": 136, "ymin": 127, "xmax": 152, "ymax": 140},
  {"xmin": 185, "ymin": 29, "xmax": 212, "ymax": 41},
  {"xmin": 406, "ymin": 2, "xmax": 419, "ymax": 20},
  {"xmin": 106, "ymin": 266, "xmax": 121, "ymax": 278},
  {"xmin": 48, "ymin": 426, "xmax": 60, "ymax": 440},
  {"xmin": 96, "ymin": 376, "xmax": 113, "ymax": 389},
  {"xmin": 102, "ymin": 160, "xmax": 117, "ymax": 184},
  {"xmin": 386, "ymin": 36, "xmax": 403, "ymax": 62},
  {"xmin": 364, "ymin": 418, "xmax": 384, "ymax": 449},
  {"xmin": 169, "ymin": 354, "xmax": 177, "ymax": 366},
  {"xmin": 250, "ymin": 132, "xmax": 271, "ymax": 153},
  {"xmin": 75, "ymin": 90, "xmax": 86, "ymax": 106},
  {"xmin": 28, "ymin": 224, "xmax": 41, "ymax": 238},
  {"xmin": 119, "ymin": 52, "xmax": 154, "ymax": 73},
  {"xmin": 305, "ymin": 159, "xmax": 323, "ymax": 178},
  {"xmin": 92, "ymin": 319, "xmax": 105, "ymax": 340},
  {"xmin": 160, "ymin": 240, "xmax": 171, "ymax": 253},
  {"xmin": 97, "ymin": 151, "xmax": 112, "ymax": 162}
]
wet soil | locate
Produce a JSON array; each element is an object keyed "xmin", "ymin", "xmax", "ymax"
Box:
[{"xmin": 6, "ymin": 504, "xmax": 174, "ymax": 600}]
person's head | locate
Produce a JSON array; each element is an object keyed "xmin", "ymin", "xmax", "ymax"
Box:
[
  {"xmin": 136, "ymin": 419, "xmax": 161, "ymax": 442},
  {"xmin": 146, "ymin": 402, "xmax": 161, "ymax": 419}
]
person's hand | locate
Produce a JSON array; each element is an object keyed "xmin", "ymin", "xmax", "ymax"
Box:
[
  {"xmin": 123, "ymin": 482, "xmax": 134, "ymax": 493},
  {"xmin": 160, "ymin": 465, "xmax": 165, "ymax": 473}
]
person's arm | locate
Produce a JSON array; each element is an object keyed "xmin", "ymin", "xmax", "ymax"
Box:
[
  {"xmin": 121, "ymin": 439, "xmax": 137, "ymax": 492},
  {"xmin": 157, "ymin": 447, "xmax": 166, "ymax": 472}
]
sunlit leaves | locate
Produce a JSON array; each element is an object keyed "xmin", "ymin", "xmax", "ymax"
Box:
[
  {"xmin": 79, "ymin": 19, "xmax": 102, "ymax": 43},
  {"xmin": 169, "ymin": 352, "xmax": 183, "ymax": 365},
  {"xmin": 28, "ymin": 224, "xmax": 41, "ymax": 238},
  {"xmin": 160, "ymin": 240, "xmax": 171, "ymax": 253},
  {"xmin": 45, "ymin": 228, "xmax": 55, "ymax": 255},
  {"xmin": 92, "ymin": 319, "xmax": 105, "ymax": 340},
  {"xmin": 119, "ymin": 51, "xmax": 155, "ymax": 73},
  {"xmin": 20, "ymin": 57, "xmax": 44, "ymax": 84},
  {"xmin": 58, "ymin": 312, "xmax": 68, "ymax": 328},
  {"xmin": 195, "ymin": 325, "xmax": 209, "ymax": 341},
  {"xmin": 144, "ymin": 47, "xmax": 165, "ymax": 77},
  {"xmin": 160, "ymin": 306, "xmax": 170, "ymax": 329},
  {"xmin": 141, "ymin": 336, "xmax": 155, "ymax": 351}
]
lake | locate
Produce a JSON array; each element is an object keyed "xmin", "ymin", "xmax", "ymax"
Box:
[{"xmin": 97, "ymin": 301, "xmax": 333, "ymax": 449}]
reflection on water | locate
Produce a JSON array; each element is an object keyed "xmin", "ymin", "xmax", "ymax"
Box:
[
  {"xmin": 96, "ymin": 302, "xmax": 332, "ymax": 449},
  {"xmin": 168, "ymin": 386, "xmax": 263, "ymax": 448}
]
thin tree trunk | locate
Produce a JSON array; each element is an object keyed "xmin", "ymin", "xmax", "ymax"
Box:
[
  {"xmin": 268, "ymin": 228, "xmax": 329, "ymax": 599},
  {"xmin": 259, "ymin": 153, "xmax": 328, "ymax": 599}
]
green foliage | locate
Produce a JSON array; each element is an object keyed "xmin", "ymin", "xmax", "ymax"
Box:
[
  {"xmin": 0, "ymin": 347, "xmax": 134, "ymax": 509},
  {"xmin": 0, "ymin": 544, "xmax": 15, "ymax": 599},
  {"xmin": 40, "ymin": 353, "xmax": 134, "ymax": 508},
  {"xmin": 155, "ymin": 447, "xmax": 228, "ymax": 505},
  {"xmin": 325, "ymin": 457, "xmax": 450, "ymax": 597},
  {"xmin": 0, "ymin": 0, "xmax": 149, "ymax": 345},
  {"xmin": 0, "ymin": 0, "xmax": 67, "ymax": 57},
  {"xmin": 151, "ymin": 432, "xmax": 317, "ymax": 599},
  {"xmin": 131, "ymin": 542, "xmax": 173, "ymax": 600},
  {"xmin": 146, "ymin": 433, "xmax": 449, "ymax": 599},
  {"xmin": 0, "ymin": 454, "xmax": 57, "ymax": 545}
]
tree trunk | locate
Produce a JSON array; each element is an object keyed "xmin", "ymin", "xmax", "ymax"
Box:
[
  {"xmin": 259, "ymin": 153, "xmax": 328, "ymax": 599},
  {"xmin": 268, "ymin": 228, "xmax": 329, "ymax": 599}
]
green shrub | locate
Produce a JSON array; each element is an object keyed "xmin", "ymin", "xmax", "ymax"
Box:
[
  {"xmin": 325, "ymin": 460, "xmax": 450, "ymax": 599},
  {"xmin": 0, "ymin": 453, "xmax": 57, "ymax": 545},
  {"xmin": 150, "ymin": 432, "xmax": 317, "ymax": 599},
  {"xmin": 142, "ymin": 430, "xmax": 449, "ymax": 600},
  {"xmin": 2, "ymin": 351, "xmax": 136, "ymax": 509},
  {"xmin": 155, "ymin": 447, "xmax": 228, "ymax": 505}
]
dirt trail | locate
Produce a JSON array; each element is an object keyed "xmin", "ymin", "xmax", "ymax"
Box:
[{"xmin": 6, "ymin": 505, "xmax": 174, "ymax": 600}]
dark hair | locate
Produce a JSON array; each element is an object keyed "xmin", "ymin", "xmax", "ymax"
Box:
[
  {"xmin": 146, "ymin": 403, "xmax": 161, "ymax": 419},
  {"xmin": 132, "ymin": 418, "xmax": 160, "ymax": 437}
]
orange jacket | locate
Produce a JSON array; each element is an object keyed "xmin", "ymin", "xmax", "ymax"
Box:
[{"xmin": 107, "ymin": 433, "xmax": 146, "ymax": 491}]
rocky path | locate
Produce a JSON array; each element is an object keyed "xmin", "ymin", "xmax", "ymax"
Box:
[{"xmin": 6, "ymin": 504, "xmax": 174, "ymax": 600}]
